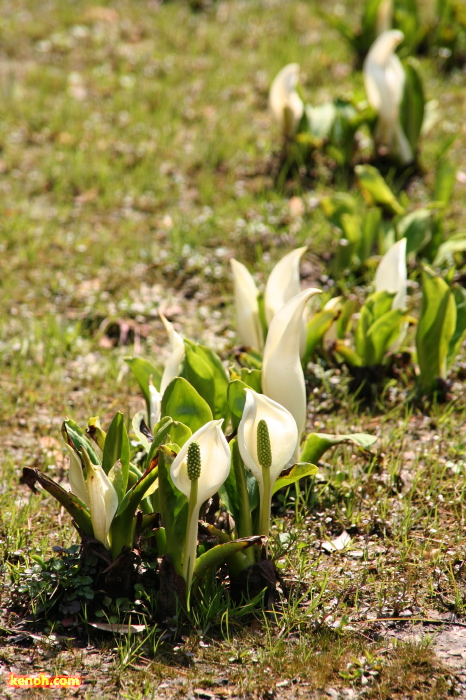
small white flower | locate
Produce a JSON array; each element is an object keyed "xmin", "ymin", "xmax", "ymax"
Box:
[{"xmin": 269, "ymin": 63, "xmax": 304, "ymax": 137}]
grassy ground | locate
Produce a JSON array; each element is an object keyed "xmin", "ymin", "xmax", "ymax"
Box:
[{"xmin": 1, "ymin": 0, "xmax": 466, "ymax": 698}]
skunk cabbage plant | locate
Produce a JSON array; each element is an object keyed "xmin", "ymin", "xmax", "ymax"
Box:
[
  {"xmin": 269, "ymin": 63, "xmax": 304, "ymax": 137},
  {"xmin": 363, "ymin": 30, "xmax": 414, "ymax": 164}
]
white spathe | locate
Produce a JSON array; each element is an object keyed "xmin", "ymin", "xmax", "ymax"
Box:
[
  {"xmin": 269, "ymin": 63, "xmax": 304, "ymax": 137},
  {"xmin": 262, "ymin": 288, "xmax": 321, "ymax": 441},
  {"xmin": 67, "ymin": 446, "xmax": 118, "ymax": 547},
  {"xmin": 149, "ymin": 378, "xmax": 162, "ymax": 429},
  {"xmin": 170, "ymin": 419, "xmax": 230, "ymax": 506},
  {"xmin": 230, "ymin": 258, "xmax": 264, "ymax": 350},
  {"xmin": 160, "ymin": 312, "xmax": 186, "ymax": 393},
  {"xmin": 374, "ymin": 237, "xmax": 407, "ymax": 310},
  {"xmin": 264, "ymin": 247, "xmax": 307, "ymax": 325},
  {"xmin": 265, "ymin": 246, "xmax": 307, "ymax": 357},
  {"xmin": 363, "ymin": 30, "xmax": 413, "ymax": 164},
  {"xmin": 238, "ymin": 390, "xmax": 298, "ymax": 495}
]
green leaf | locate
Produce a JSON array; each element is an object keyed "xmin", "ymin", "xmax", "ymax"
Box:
[
  {"xmin": 124, "ymin": 356, "xmax": 162, "ymax": 410},
  {"xmin": 193, "ymin": 536, "xmax": 262, "ymax": 583},
  {"xmin": 22, "ymin": 467, "xmax": 93, "ymax": 537},
  {"xmin": 333, "ymin": 340, "xmax": 363, "ymax": 367},
  {"xmin": 300, "ymin": 432, "xmax": 377, "ymax": 464},
  {"xmin": 433, "ymin": 158, "xmax": 456, "ymax": 207},
  {"xmin": 102, "ymin": 413, "xmax": 130, "ymax": 496},
  {"xmin": 183, "ymin": 341, "xmax": 229, "ymax": 421},
  {"xmin": 400, "ymin": 61, "xmax": 425, "ymax": 153},
  {"xmin": 145, "ymin": 416, "xmax": 175, "ymax": 464},
  {"xmin": 433, "ymin": 237, "xmax": 466, "ymax": 267},
  {"xmin": 320, "ymin": 192, "xmax": 358, "ymax": 229},
  {"xmin": 167, "ymin": 421, "xmax": 192, "ymax": 449},
  {"xmin": 273, "ymin": 462, "xmax": 319, "ymax": 494},
  {"xmin": 355, "ymin": 165, "xmax": 405, "ymax": 216},
  {"xmin": 366, "ymin": 308, "xmax": 408, "ymax": 365},
  {"xmin": 397, "ymin": 209, "xmax": 433, "ymax": 257},
  {"xmin": 304, "ymin": 309, "xmax": 339, "ymax": 363},
  {"xmin": 218, "ymin": 439, "xmax": 256, "ymax": 548},
  {"xmin": 240, "ymin": 367, "xmax": 262, "ymax": 393},
  {"xmin": 359, "ymin": 207, "xmax": 382, "ymax": 263},
  {"xmin": 447, "ymin": 286, "xmax": 466, "ymax": 369},
  {"xmin": 156, "ymin": 446, "xmax": 188, "ymax": 575},
  {"xmin": 227, "ymin": 379, "xmax": 248, "ymax": 430},
  {"xmin": 416, "ymin": 270, "xmax": 456, "ymax": 390},
  {"xmin": 110, "ymin": 458, "xmax": 161, "ymax": 558},
  {"xmin": 62, "ymin": 419, "xmax": 100, "ymax": 466},
  {"xmin": 161, "ymin": 377, "xmax": 212, "ymax": 433}
]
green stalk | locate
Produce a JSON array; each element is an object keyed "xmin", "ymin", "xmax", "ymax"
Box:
[
  {"xmin": 183, "ymin": 478, "xmax": 199, "ymax": 610},
  {"xmin": 258, "ymin": 469, "xmax": 271, "ymax": 559},
  {"xmin": 231, "ymin": 440, "xmax": 254, "ymax": 567},
  {"xmin": 257, "ymin": 419, "xmax": 272, "ymax": 560}
]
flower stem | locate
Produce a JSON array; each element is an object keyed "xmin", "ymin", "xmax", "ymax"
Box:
[
  {"xmin": 258, "ymin": 467, "xmax": 271, "ymax": 559},
  {"xmin": 183, "ymin": 478, "xmax": 199, "ymax": 610}
]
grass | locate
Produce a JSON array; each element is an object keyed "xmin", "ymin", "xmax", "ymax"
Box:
[{"xmin": 1, "ymin": 0, "xmax": 466, "ymax": 697}]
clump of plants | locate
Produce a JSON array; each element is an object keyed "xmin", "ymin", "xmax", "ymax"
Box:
[{"xmin": 269, "ymin": 29, "xmax": 426, "ymax": 180}]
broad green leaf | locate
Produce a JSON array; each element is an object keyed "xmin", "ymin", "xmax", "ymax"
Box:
[
  {"xmin": 145, "ymin": 416, "xmax": 175, "ymax": 465},
  {"xmin": 359, "ymin": 207, "xmax": 382, "ymax": 262},
  {"xmin": 304, "ymin": 309, "xmax": 339, "ymax": 363},
  {"xmin": 124, "ymin": 356, "xmax": 162, "ymax": 409},
  {"xmin": 111, "ymin": 458, "xmax": 161, "ymax": 558},
  {"xmin": 183, "ymin": 340, "xmax": 229, "ymax": 421},
  {"xmin": 333, "ymin": 340, "xmax": 363, "ymax": 367},
  {"xmin": 167, "ymin": 420, "xmax": 192, "ymax": 449},
  {"xmin": 240, "ymin": 367, "xmax": 262, "ymax": 393},
  {"xmin": 273, "ymin": 462, "xmax": 319, "ymax": 494},
  {"xmin": 102, "ymin": 413, "xmax": 130, "ymax": 495},
  {"xmin": 321, "ymin": 192, "xmax": 358, "ymax": 229},
  {"xmin": 433, "ymin": 237, "xmax": 466, "ymax": 267},
  {"xmin": 366, "ymin": 308, "xmax": 408, "ymax": 365},
  {"xmin": 156, "ymin": 446, "xmax": 188, "ymax": 574},
  {"xmin": 62, "ymin": 419, "xmax": 100, "ymax": 466},
  {"xmin": 447, "ymin": 286, "xmax": 466, "ymax": 369},
  {"xmin": 416, "ymin": 271, "xmax": 456, "ymax": 390},
  {"xmin": 193, "ymin": 536, "xmax": 263, "ymax": 583},
  {"xmin": 400, "ymin": 61, "xmax": 425, "ymax": 153},
  {"xmin": 355, "ymin": 165, "xmax": 405, "ymax": 216},
  {"xmin": 300, "ymin": 432, "xmax": 377, "ymax": 464},
  {"xmin": 161, "ymin": 377, "xmax": 212, "ymax": 433},
  {"xmin": 433, "ymin": 158, "xmax": 456, "ymax": 206},
  {"xmin": 227, "ymin": 379, "xmax": 249, "ymax": 429},
  {"xmin": 337, "ymin": 298, "xmax": 357, "ymax": 338},
  {"xmin": 108, "ymin": 460, "xmax": 125, "ymax": 505},
  {"xmin": 397, "ymin": 209, "xmax": 432, "ymax": 257},
  {"xmin": 22, "ymin": 467, "xmax": 93, "ymax": 537}
]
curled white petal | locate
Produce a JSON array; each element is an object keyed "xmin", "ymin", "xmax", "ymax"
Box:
[
  {"xmin": 374, "ymin": 237, "xmax": 407, "ymax": 310},
  {"xmin": 376, "ymin": 0, "xmax": 393, "ymax": 36},
  {"xmin": 265, "ymin": 247, "xmax": 307, "ymax": 357},
  {"xmin": 231, "ymin": 258, "xmax": 264, "ymax": 350},
  {"xmin": 264, "ymin": 247, "xmax": 307, "ymax": 325},
  {"xmin": 238, "ymin": 390, "xmax": 299, "ymax": 490},
  {"xmin": 170, "ymin": 419, "xmax": 230, "ymax": 507},
  {"xmin": 160, "ymin": 312, "xmax": 185, "ymax": 393},
  {"xmin": 67, "ymin": 445, "xmax": 89, "ymax": 507},
  {"xmin": 86, "ymin": 462, "xmax": 119, "ymax": 546},
  {"xmin": 262, "ymin": 288, "xmax": 321, "ymax": 438},
  {"xmin": 363, "ymin": 30, "xmax": 413, "ymax": 164},
  {"xmin": 269, "ymin": 63, "xmax": 304, "ymax": 137},
  {"xmin": 149, "ymin": 379, "xmax": 162, "ymax": 430}
]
